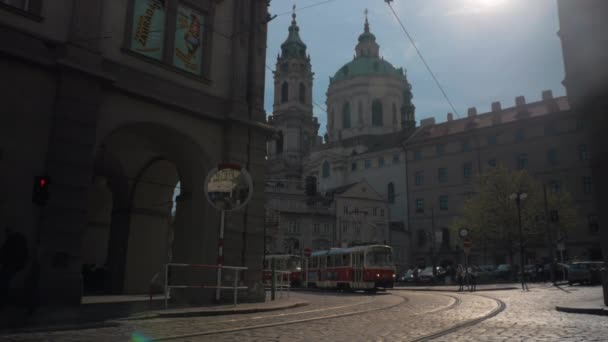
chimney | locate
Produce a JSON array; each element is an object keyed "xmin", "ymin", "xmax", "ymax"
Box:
[
  {"xmin": 420, "ymin": 117, "xmax": 436, "ymax": 126},
  {"xmin": 542, "ymin": 89, "xmax": 559, "ymax": 112},
  {"xmin": 467, "ymin": 107, "xmax": 477, "ymax": 117},
  {"xmin": 447, "ymin": 113, "xmax": 453, "ymax": 122},
  {"xmin": 491, "ymin": 101, "xmax": 502, "ymax": 112},
  {"xmin": 515, "ymin": 96, "xmax": 526, "ymax": 107},
  {"xmin": 542, "ymin": 90, "xmax": 554, "ymax": 101},
  {"xmin": 515, "ymin": 96, "xmax": 529, "ymax": 118}
]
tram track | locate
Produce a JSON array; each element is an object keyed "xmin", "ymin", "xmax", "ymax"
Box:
[
  {"xmin": 407, "ymin": 292, "xmax": 507, "ymax": 342},
  {"xmin": 150, "ymin": 293, "xmax": 408, "ymax": 341}
]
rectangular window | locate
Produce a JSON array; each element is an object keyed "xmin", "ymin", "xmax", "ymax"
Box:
[
  {"xmin": 354, "ymin": 224, "xmax": 360, "ymax": 234},
  {"xmin": 578, "ymin": 145, "xmax": 589, "ymax": 161},
  {"xmin": 287, "ymin": 221, "xmax": 299, "ymax": 234},
  {"xmin": 313, "ymin": 223, "xmax": 320, "ymax": 235},
  {"xmin": 487, "ymin": 135, "xmax": 497, "ymax": 146},
  {"xmin": 414, "ymin": 150, "xmax": 422, "ymax": 161},
  {"xmin": 436, "ymin": 144, "xmax": 445, "ymax": 155},
  {"xmin": 415, "ymin": 199, "xmax": 424, "ymax": 213},
  {"xmin": 463, "ymin": 162, "xmax": 473, "ymax": 179},
  {"xmin": 344, "ymin": 205, "xmax": 349, "ymax": 214},
  {"xmin": 323, "ymin": 223, "xmax": 330, "ymax": 234},
  {"xmin": 488, "ymin": 159, "xmax": 497, "ymax": 167},
  {"xmin": 342, "ymin": 222, "xmax": 348, "ymax": 233},
  {"xmin": 438, "ymin": 167, "xmax": 448, "ymax": 183},
  {"xmin": 588, "ymin": 215, "xmax": 599, "ymax": 234},
  {"xmin": 583, "ymin": 176, "xmax": 593, "ymax": 194},
  {"xmin": 462, "ymin": 140, "xmax": 472, "ymax": 152},
  {"xmin": 351, "ymin": 162, "xmax": 357, "ymax": 171},
  {"xmin": 173, "ymin": 5, "xmax": 205, "ymax": 75},
  {"xmin": 392, "ymin": 154, "xmax": 400, "ymax": 164},
  {"xmin": 549, "ymin": 180, "xmax": 562, "ymax": 193},
  {"xmin": 378, "ymin": 156, "xmax": 385, "ymax": 168},
  {"xmin": 517, "ymin": 154, "xmax": 528, "ymax": 170},
  {"xmin": 373, "ymin": 208, "xmax": 378, "ymax": 216},
  {"xmin": 131, "ymin": 0, "xmax": 167, "ymax": 60},
  {"xmin": 547, "ymin": 148, "xmax": 558, "ymax": 165},
  {"xmin": 380, "ymin": 209, "xmax": 384, "ymax": 216},
  {"xmin": 364, "ymin": 159, "xmax": 371, "ymax": 168},
  {"xmin": 415, "ymin": 171, "xmax": 424, "ymax": 186},
  {"xmin": 439, "ymin": 195, "xmax": 448, "ymax": 211}
]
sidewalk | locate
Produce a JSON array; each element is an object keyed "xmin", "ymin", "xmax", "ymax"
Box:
[
  {"xmin": 555, "ymin": 286, "xmax": 608, "ymax": 316},
  {"xmin": 393, "ymin": 284, "xmax": 518, "ymax": 292},
  {"xmin": 0, "ymin": 296, "xmax": 309, "ymax": 334}
]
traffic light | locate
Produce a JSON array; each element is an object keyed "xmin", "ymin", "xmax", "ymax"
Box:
[
  {"xmin": 305, "ymin": 176, "xmax": 317, "ymax": 197},
  {"xmin": 32, "ymin": 175, "xmax": 50, "ymax": 206}
]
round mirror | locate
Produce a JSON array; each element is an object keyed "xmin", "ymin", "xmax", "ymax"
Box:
[{"xmin": 204, "ymin": 164, "xmax": 253, "ymax": 211}]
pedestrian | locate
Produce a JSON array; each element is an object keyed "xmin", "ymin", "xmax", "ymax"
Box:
[
  {"xmin": 468, "ymin": 265, "xmax": 477, "ymax": 292},
  {"xmin": 0, "ymin": 227, "xmax": 29, "ymax": 308},
  {"xmin": 456, "ymin": 264, "xmax": 464, "ymax": 291}
]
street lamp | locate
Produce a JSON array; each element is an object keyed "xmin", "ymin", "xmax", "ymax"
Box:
[{"xmin": 509, "ymin": 192, "xmax": 528, "ymax": 291}]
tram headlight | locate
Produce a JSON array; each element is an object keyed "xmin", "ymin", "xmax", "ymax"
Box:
[
  {"xmin": 392, "ymin": 274, "xmax": 396, "ymax": 278},
  {"xmin": 376, "ymin": 273, "xmax": 380, "ymax": 277}
]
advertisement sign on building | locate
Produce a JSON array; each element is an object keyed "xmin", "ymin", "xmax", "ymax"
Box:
[
  {"xmin": 174, "ymin": 5, "xmax": 204, "ymax": 75},
  {"xmin": 131, "ymin": 0, "xmax": 166, "ymax": 60}
]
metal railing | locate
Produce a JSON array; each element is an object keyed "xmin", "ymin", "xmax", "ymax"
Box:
[
  {"xmin": 164, "ymin": 263, "xmax": 248, "ymax": 309},
  {"xmin": 263, "ymin": 269, "xmax": 291, "ymax": 299}
]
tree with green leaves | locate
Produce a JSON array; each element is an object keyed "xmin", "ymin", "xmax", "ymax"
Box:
[{"xmin": 451, "ymin": 165, "xmax": 577, "ymax": 265}]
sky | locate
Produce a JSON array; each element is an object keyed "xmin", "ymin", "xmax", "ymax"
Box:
[{"xmin": 263, "ymin": 0, "xmax": 566, "ymax": 134}]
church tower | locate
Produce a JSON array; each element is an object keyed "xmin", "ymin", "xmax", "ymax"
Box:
[{"xmin": 267, "ymin": 6, "xmax": 320, "ymax": 181}]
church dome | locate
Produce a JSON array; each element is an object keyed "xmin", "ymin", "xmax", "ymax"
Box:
[{"xmin": 332, "ymin": 57, "xmax": 403, "ymax": 83}]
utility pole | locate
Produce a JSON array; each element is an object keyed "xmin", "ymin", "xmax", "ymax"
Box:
[
  {"xmin": 543, "ymin": 184, "xmax": 555, "ymax": 283},
  {"xmin": 430, "ymin": 206, "xmax": 437, "ymax": 277}
]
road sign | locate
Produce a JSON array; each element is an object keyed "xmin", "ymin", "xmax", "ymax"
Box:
[
  {"xmin": 463, "ymin": 238, "xmax": 472, "ymax": 248},
  {"xmin": 303, "ymin": 248, "xmax": 312, "ymax": 257}
]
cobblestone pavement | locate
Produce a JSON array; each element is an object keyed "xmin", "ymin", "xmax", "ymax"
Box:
[{"xmin": 2, "ymin": 285, "xmax": 606, "ymax": 341}]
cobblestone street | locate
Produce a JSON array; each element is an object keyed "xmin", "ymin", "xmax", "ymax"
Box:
[{"xmin": 2, "ymin": 285, "xmax": 606, "ymax": 341}]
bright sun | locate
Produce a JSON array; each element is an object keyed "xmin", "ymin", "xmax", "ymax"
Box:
[{"xmin": 477, "ymin": 0, "xmax": 506, "ymax": 7}]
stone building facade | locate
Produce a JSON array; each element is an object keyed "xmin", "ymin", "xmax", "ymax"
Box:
[
  {"xmin": 0, "ymin": 0, "xmax": 271, "ymax": 306},
  {"xmin": 404, "ymin": 92, "xmax": 598, "ymax": 268}
]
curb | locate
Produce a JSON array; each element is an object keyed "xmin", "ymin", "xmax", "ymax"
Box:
[
  {"xmin": 555, "ymin": 305, "xmax": 608, "ymax": 316},
  {"xmin": 0, "ymin": 321, "xmax": 121, "ymax": 335},
  {"xmin": 392, "ymin": 287, "xmax": 518, "ymax": 292},
  {"xmin": 154, "ymin": 301, "xmax": 309, "ymax": 318}
]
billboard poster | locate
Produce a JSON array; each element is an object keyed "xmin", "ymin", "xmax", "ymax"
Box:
[
  {"xmin": 173, "ymin": 5, "xmax": 204, "ymax": 75},
  {"xmin": 130, "ymin": 0, "xmax": 166, "ymax": 60}
]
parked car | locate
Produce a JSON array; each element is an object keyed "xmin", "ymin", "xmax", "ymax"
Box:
[
  {"xmin": 568, "ymin": 261, "xmax": 605, "ymax": 285},
  {"xmin": 475, "ymin": 265, "xmax": 495, "ymax": 283},
  {"xmin": 418, "ymin": 266, "xmax": 446, "ymax": 283},
  {"xmin": 494, "ymin": 264, "xmax": 514, "ymax": 281},
  {"xmin": 398, "ymin": 269, "xmax": 416, "ymax": 283}
]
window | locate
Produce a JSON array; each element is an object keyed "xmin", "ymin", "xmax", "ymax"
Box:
[
  {"xmin": 549, "ymin": 180, "xmax": 562, "ymax": 193},
  {"xmin": 299, "ymin": 83, "xmax": 306, "ymax": 104},
  {"xmin": 415, "ymin": 171, "xmax": 424, "ymax": 186},
  {"xmin": 287, "ymin": 221, "xmax": 299, "ymax": 234},
  {"xmin": 487, "ymin": 135, "xmax": 497, "ymax": 146},
  {"xmin": 515, "ymin": 129, "xmax": 525, "ymax": 142},
  {"xmin": 417, "ymin": 229, "xmax": 426, "ymax": 247},
  {"xmin": 588, "ymin": 215, "xmax": 599, "ymax": 234},
  {"xmin": 342, "ymin": 222, "xmax": 348, "ymax": 233},
  {"xmin": 488, "ymin": 159, "xmax": 497, "ymax": 167},
  {"xmin": 128, "ymin": 1, "xmax": 211, "ymax": 76},
  {"xmin": 380, "ymin": 209, "xmax": 384, "ymax": 216},
  {"xmin": 322, "ymin": 161, "xmax": 330, "ymax": 178},
  {"xmin": 517, "ymin": 154, "xmax": 528, "ymax": 170},
  {"xmin": 436, "ymin": 144, "xmax": 445, "ymax": 155},
  {"xmin": 276, "ymin": 131, "xmax": 284, "ymax": 154},
  {"xmin": 462, "ymin": 140, "xmax": 472, "ymax": 152},
  {"xmin": 281, "ymin": 82, "xmax": 289, "ymax": 103},
  {"xmin": 364, "ymin": 159, "xmax": 371, "ymax": 169},
  {"xmin": 392, "ymin": 154, "xmax": 400, "ymax": 164},
  {"xmin": 463, "ymin": 162, "xmax": 473, "ymax": 179},
  {"xmin": 439, "ymin": 195, "xmax": 448, "ymax": 211},
  {"xmin": 414, "ymin": 150, "xmax": 422, "ymax": 161},
  {"xmin": 547, "ymin": 148, "xmax": 558, "ymax": 164},
  {"xmin": 578, "ymin": 145, "xmax": 589, "ymax": 161},
  {"xmin": 323, "ymin": 224, "xmax": 330, "ymax": 234},
  {"xmin": 344, "ymin": 205, "xmax": 349, "ymax": 214},
  {"xmin": 438, "ymin": 167, "xmax": 448, "ymax": 183},
  {"xmin": 387, "ymin": 183, "xmax": 395, "ymax": 204},
  {"xmin": 351, "ymin": 162, "xmax": 357, "ymax": 171},
  {"xmin": 342, "ymin": 102, "xmax": 351, "ymax": 128},
  {"xmin": 372, "ymin": 100, "xmax": 383, "ymax": 126},
  {"xmin": 415, "ymin": 198, "xmax": 424, "ymax": 213},
  {"xmin": 378, "ymin": 157, "xmax": 385, "ymax": 168},
  {"xmin": 373, "ymin": 208, "xmax": 378, "ymax": 216},
  {"xmin": 313, "ymin": 223, "xmax": 320, "ymax": 235},
  {"xmin": 583, "ymin": 176, "xmax": 593, "ymax": 194}
]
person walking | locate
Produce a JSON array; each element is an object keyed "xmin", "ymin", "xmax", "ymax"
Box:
[
  {"xmin": 456, "ymin": 264, "xmax": 464, "ymax": 291},
  {"xmin": 468, "ymin": 265, "xmax": 477, "ymax": 292},
  {"xmin": 0, "ymin": 228, "xmax": 29, "ymax": 308}
]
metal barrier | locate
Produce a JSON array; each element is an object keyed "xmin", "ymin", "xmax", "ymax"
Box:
[
  {"xmin": 164, "ymin": 263, "xmax": 248, "ymax": 309},
  {"xmin": 264, "ymin": 269, "xmax": 291, "ymax": 299}
]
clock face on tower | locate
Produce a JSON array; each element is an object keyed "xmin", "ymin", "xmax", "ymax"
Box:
[{"xmin": 459, "ymin": 228, "xmax": 469, "ymax": 238}]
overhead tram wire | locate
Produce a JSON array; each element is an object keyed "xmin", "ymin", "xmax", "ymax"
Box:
[{"xmin": 384, "ymin": 0, "xmax": 461, "ymax": 118}]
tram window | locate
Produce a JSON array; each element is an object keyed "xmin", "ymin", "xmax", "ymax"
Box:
[{"xmin": 342, "ymin": 254, "xmax": 350, "ymax": 266}]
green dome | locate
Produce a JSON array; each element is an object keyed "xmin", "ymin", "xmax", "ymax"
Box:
[
  {"xmin": 331, "ymin": 57, "xmax": 403, "ymax": 83},
  {"xmin": 358, "ymin": 31, "xmax": 376, "ymax": 43}
]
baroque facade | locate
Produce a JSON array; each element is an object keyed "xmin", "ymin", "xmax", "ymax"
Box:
[
  {"xmin": 266, "ymin": 13, "xmax": 415, "ymax": 272},
  {"xmin": 0, "ymin": 0, "xmax": 270, "ymax": 306}
]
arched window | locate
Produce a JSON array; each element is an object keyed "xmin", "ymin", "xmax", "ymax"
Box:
[
  {"xmin": 342, "ymin": 102, "xmax": 351, "ymax": 129},
  {"xmin": 387, "ymin": 182, "xmax": 395, "ymax": 204},
  {"xmin": 281, "ymin": 82, "xmax": 289, "ymax": 103},
  {"xmin": 322, "ymin": 161, "xmax": 330, "ymax": 178},
  {"xmin": 372, "ymin": 100, "xmax": 383, "ymax": 126},
  {"xmin": 299, "ymin": 83, "xmax": 306, "ymax": 104},
  {"xmin": 392, "ymin": 103, "xmax": 398, "ymax": 124},
  {"xmin": 276, "ymin": 131, "xmax": 284, "ymax": 154}
]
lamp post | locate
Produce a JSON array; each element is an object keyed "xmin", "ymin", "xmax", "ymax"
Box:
[{"xmin": 510, "ymin": 192, "xmax": 528, "ymax": 291}]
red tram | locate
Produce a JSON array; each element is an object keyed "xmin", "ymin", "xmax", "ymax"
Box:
[
  {"xmin": 306, "ymin": 245, "xmax": 395, "ymax": 291},
  {"xmin": 263, "ymin": 254, "xmax": 303, "ymax": 286}
]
